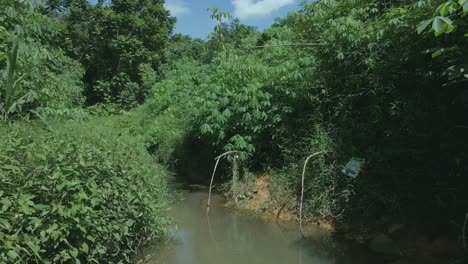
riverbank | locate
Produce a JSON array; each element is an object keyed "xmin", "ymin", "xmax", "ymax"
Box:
[{"xmin": 229, "ymin": 175, "xmax": 465, "ymax": 264}]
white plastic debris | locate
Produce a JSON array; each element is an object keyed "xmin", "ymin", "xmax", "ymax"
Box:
[{"xmin": 342, "ymin": 157, "xmax": 365, "ymax": 178}]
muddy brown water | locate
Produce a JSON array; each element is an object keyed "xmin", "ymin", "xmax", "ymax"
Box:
[{"xmin": 144, "ymin": 190, "xmax": 391, "ymax": 264}]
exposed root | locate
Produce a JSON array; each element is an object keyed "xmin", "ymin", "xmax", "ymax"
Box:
[{"xmin": 276, "ymin": 201, "xmax": 287, "ymax": 223}]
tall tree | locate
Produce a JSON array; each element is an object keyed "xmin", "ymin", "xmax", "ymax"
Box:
[
  {"xmin": 46, "ymin": 0, "xmax": 175, "ymax": 107},
  {"xmin": 0, "ymin": 0, "xmax": 84, "ymax": 120}
]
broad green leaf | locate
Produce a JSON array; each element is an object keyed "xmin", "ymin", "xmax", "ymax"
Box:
[
  {"xmin": 7, "ymin": 250, "xmax": 18, "ymax": 259},
  {"xmin": 432, "ymin": 17, "xmax": 445, "ymax": 34},
  {"xmin": 447, "ymin": 24, "xmax": 456, "ymax": 33},
  {"xmin": 438, "ymin": 16, "xmax": 453, "ymax": 26},
  {"xmin": 81, "ymin": 242, "xmax": 89, "ymax": 254},
  {"xmin": 69, "ymin": 248, "xmax": 78, "ymax": 258},
  {"xmin": 432, "ymin": 49, "xmax": 443, "ymax": 58},
  {"xmin": 0, "ymin": 218, "xmax": 11, "ymax": 229},
  {"xmin": 417, "ymin": 19, "xmax": 433, "ymax": 34},
  {"xmin": 439, "ymin": 3, "xmax": 448, "ymax": 16}
]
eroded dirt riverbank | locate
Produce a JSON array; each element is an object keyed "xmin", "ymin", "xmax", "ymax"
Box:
[{"xmin": 232, "ymin": 176, "xmax": 464, "ymax": 264}]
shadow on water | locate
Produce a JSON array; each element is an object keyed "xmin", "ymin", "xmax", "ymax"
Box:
[
  {"xmin": 292, "ymin": 234, "xmax": 395, "ymax": 264},
  {"xmin": 143, "ymin": 190, "xmax": 390, "ymax": 264}
]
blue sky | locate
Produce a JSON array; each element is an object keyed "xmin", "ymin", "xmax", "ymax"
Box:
[
  {"xmin": 164, "ymin": 0, "xmax": 302, "ymax": 39},
  {"xmin": 89, "ymin": 0, "xmax": 302, "ymax": 39}
]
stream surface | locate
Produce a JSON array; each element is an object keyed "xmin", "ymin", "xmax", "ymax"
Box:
[{"xmin": 145, "ymin": 189, "xmax": 387, "ymax": 264}]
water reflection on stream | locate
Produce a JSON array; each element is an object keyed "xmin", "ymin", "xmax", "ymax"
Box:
[{"xmin": 145, "ymin": 190, "xmax": 384, "ymax": 264}]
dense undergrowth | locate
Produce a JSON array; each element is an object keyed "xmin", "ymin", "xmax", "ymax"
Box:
[
  {"xmin": 132, "ymin": 0, "xmax": 468, "ymax": 227},
  {"xmin": 0, "ymin": 1, "xmax": 174, "ymax": 262},
  {"xmin": 141, "ymin": 0, "xmax": 467, "ymax": 226},
  {"xmin": 1, "ymin": 0, "xmax": 467, "ymax": 262},
  {"xmin": 0, "ymin": 119, "xmax": 172, "ymax": 263}
]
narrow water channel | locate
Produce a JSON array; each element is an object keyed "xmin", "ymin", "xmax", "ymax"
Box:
[{"xmin": 145, "ymin": 189, "xmax": 388, "ymax": 264}]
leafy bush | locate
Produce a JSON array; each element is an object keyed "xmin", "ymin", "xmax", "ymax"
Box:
[
  {"xmin": 417, "ymin": 0, "xmax": 468, "ymax": 83},
  {"xmin": 46, "ymin": 0, "xmax": 175, "ymax": 107},
  {"xmin": 277, "ymin": 0, "xmax": 467, "ymax": 219},
  {"xmin": 0, "ymin": 119, "xmax": 171, "ymax": 263},
  {"xmin": 115, "ymin": 105, "xmax": 189, "ymax": 166},
  {"xmin": 0, "ymin": 0, "xmax": 85, "ymax": 120},
  {"xmin": 141, "ymin": 0, "xmax": 468, "ymax": 224}
]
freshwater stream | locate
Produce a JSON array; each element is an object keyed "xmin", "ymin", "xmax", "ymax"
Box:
[{"xmin": 145, "ymin": 189, "xmax": 388, "ymax": 264}]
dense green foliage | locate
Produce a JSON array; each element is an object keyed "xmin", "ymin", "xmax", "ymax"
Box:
[
  {"xmin": 418, "ymin": 0, "xmax": 468, "ymax": 82},
  {"xmin": 137, "ymin": 0, "xmax": 468, "ymax": 223},
  {"xmin": 0, "ymin": 0, "xmax": 85, "ymax": 120},
  {"xmin": 1, "ymin": 0, "xmax": 174, "ymax": 262},
  {"xmin": 45, "ymin": 0, "xmax": 175, "ymax": 108},
  {"xmin": 0, "ymin": 120, "xmax": 171, "ymax": 263},
  {"xmin": 1, "ymin": 0, "xmax": 467, "ymax": 262}
]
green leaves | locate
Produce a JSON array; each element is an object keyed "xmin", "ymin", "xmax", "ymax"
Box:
[
  {"xmin": 208, "ymin": 7, "xmax": 233, "ymax": 51},
  {"xmin": 69, "ymin": 248, "xmax": 78, "ymax": 258},
  {"xmin": 431, "ymin": 49, "xmax": 444, "ymax": 58},
  {"xmin": 447, "ymin": 64, "xmax": 468, "ymax": 80},
  {"xmin": 0, "ymin": 121, "xmax": 171, "ymax": 262},
  {"xmin": 0, "ymin": 0, "xmax": 86, "ymax": 121},
  {"xmin": 54, "ymin": 0, "xmax": 174, "ymax": 108},
  {"xmin": 7, "ymin": 250, "xmax": 18, "ymax": 260},
  {"xmin": 200, "ymin": 123, "xmax": 213, "ymax": 134},
  {"xmin": 418, "ymin": 16, "xmax": 454, "ymax": 36},
  {"xmin": 1, "ymin": 39, "xmax": 22, "ymax": 120},
  {"xmin": 435, "ymin": 16, "xmax": 454, "ymax": 36},
  {"xmin": 417, "ymin": 0, "xmax": 465, "ymax": 36},
  {"xmin": 462, "ymin": 0, "xmax": 468, "ymax": 12},
  {"xmin": 417, "ymin": 0, "xmax": 468, "ymax": 82},
  {"xmin": 81, "ymin": 242, "xmax": 89, "ymax": 254},
  {"xmin": 417, "ymin": 18, "xmax": 433, "ymax": 34}
]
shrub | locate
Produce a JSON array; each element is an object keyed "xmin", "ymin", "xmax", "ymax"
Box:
[
  {"xmin": 0, "ymin": 119, "xmax": 171, "ymax": 263},
  {"xmin": 0, "ymin": 0, "xmax": 85, "ymax": 120}
]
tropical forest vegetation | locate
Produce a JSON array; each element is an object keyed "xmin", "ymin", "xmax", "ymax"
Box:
[{"xmin": 0, "ymin": 0, "xmax": 467, "ymax": 262}]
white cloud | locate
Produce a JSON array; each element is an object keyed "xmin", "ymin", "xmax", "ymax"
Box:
[
  {"xmin": 232, "ymin": 0, "xmax": 295, "ymax": 19},
  {"xmin": 165, "ymin": 0, "xmax": 190, "ymax": 16}
]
